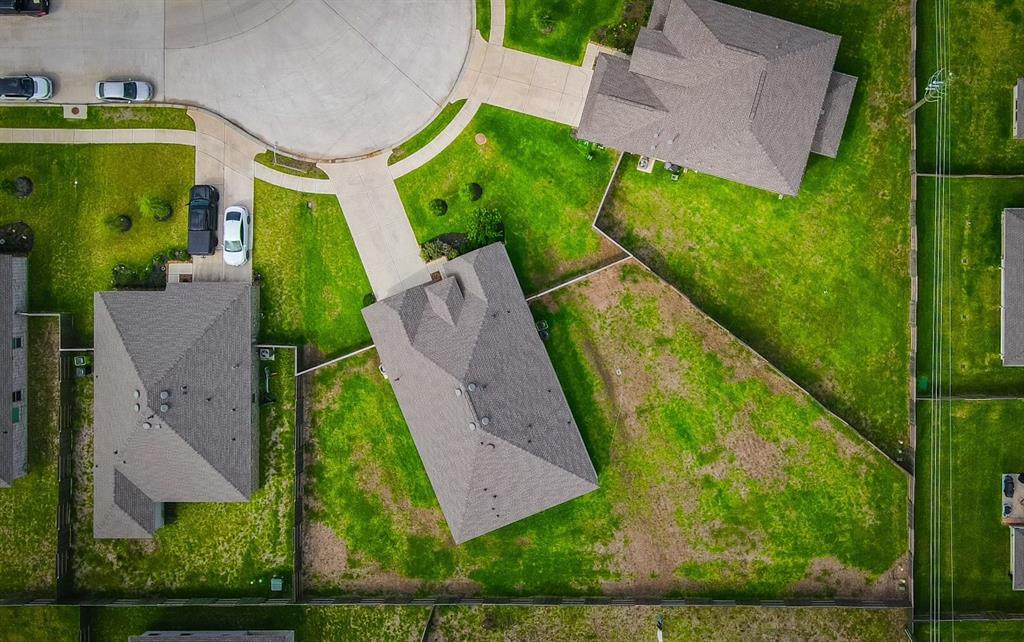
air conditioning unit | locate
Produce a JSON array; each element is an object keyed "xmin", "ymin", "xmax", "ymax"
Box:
[{"xmin": 258, "ymin": 348, "xmax": 275, "ymax": 361}]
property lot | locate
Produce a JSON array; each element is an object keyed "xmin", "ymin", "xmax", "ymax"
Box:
[
  {"xmin": 253, "ymin": 180, "xmax": 372, "ymax": 360},
  {"xmin": 916, "ymin": 0, "xmax": 1024, "ymax": 174},
  {"xmin": 916, "ymin": 177, "xmax": 1024, "ymax": 395},
  {"xmin": 430, "ymin": 605, "xmax": 908, "ymax": 642},
  {"xmin": 0, "ymin": 319, "xmax": 60, "ymax": 598},
  {"xmin": 302, "ymin": 262, "xmax": 908, "ymax": 598},
  {"xmin": 88, "ymin": 605, "xmax": 428, "ymax": 642},
  {"xmin": 69, "ymin": 350, "xmax": 295, "ymax": 598},
  {"xmin": 0, "ymin": 606, "xmax": 79, "ymax": 642},
  {"xmin": 0, "ymin": 143, "xmax": 192, "ymax": 345},
  {"xmin": 915, "ymin": 400, "xmax": 1024, "ymax": 614},
  {"xmin": 395, "ymin": 105, "xmax": 622, "ymax": 295},
  {"xmin": 597, "ymin": 0, "xmax": 912, "ymax": 459}
]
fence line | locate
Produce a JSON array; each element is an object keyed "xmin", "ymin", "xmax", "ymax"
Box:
[
  {"xmin": 906, "ymin": 0, "xmax": 920, "ymax": 615},
  {"xmin": 525, "ymin": 255, "xmax": 633, "ymax": 302},
  {"xmin": 917, "ymin": 173, "xmax": 1024, "ymax": 179},
  {"xmin": 293, "ymin": 343, "xmax": 375, "ymax": 377}
]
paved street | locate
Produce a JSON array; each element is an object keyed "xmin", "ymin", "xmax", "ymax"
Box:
[{"xmin": 0, "ymin": 0, "xmax": 473, "ymax": 160}]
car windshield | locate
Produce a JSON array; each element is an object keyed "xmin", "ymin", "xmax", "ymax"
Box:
[{"xmin": 224, "ymin": 239, "xmax": 243, "ymax": 252}]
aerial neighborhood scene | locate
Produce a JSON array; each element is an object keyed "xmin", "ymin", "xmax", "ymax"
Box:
[{"xmin": 0, "ymin": 0, "xmax": 1019, "ymax": 640}]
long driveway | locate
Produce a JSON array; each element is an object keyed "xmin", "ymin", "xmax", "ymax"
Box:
[{"xmin": 0, "ymin": 0, "xmax": 473, "ymax": 160}]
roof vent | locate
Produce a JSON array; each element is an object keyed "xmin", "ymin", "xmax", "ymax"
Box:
[
  {"xmin": 454, "ymin": 388, "xmax": 463, "ymax": 397},
  {"xmin": 468, "ymin": 422, "xmax": 477, "ymax": 431},
  {"xmin": 133, "ymin": 390, "xmax": 140, "ymax": 399},
  {"xmin": 159, "ymin": 403, "xmax": 169, "ymax": 412},
  {"xmin": 142, "ymin": 422, "xmax": 152, "ymax": 430},
  {"xmin": 159, "ymin": 390, "xmax": 170, "ymax": 400},
  {"xmin": 481, "ymin": 416, "xmax": 490, "ymax": 426},
  {"xmin": 133, "ymin": 403, "xmax": 140, "ymax": 412},
  {"xmin": 468, "ymin": 382, "xmax": 477, "ymax": 392}
]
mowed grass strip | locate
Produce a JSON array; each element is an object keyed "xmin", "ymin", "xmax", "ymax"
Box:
[
  {"xmin": 395, "ymin": 105, "xmax": 622, "ymax": 295},
  {"xmin": 916, "ymin": 621, "xmax": 1024, "ymax": 641},
  {"xmin": 0, "ymin": 319, "xmax": 60, "ymax": 597},
  {"xmin": 504, "ymin": 0, "xmax": 628, "ymax": 64},
  {"xmin": 915, "ymin": 400, "xmax": 1024, "ymax": 614},
  {"xmin": 598, "ymin": 0, "xmax": 912, "ymax": 459},
  {"xmin": 69, "ymin": 350, "xmax": 295, "ymax": 598},
  {"xmin": 916, "ymin": 0, "xmax": 1024, "ymax": 174},
  {"xmin": 88, "ymin": 605, "xmax": 429, "ymax": 642},
  {"xmin": 916, "ymin": 177, "xmax": 1024, "ymax": 395},
  {"xmin": 388, "ymin": 100, "xmax": 467, "ymax": 165},
  {"xmin": 302, "ymin": 262, "xmax": 908, "ymax": 598},
  {"xmin": 0, "ymin": 106, "xmax": 195, "ymax": 131},
  {"xmin": 433, "ymin": 605, "xmax": 909, "ymax": 642},
  {"xmin": 254, "ymin": 180, "xmax": 372, "ymax": 359},
  {"xmin": 0, "ymin": 606, "xmax": 79, "ymax": 642},
  {"xmin": 0, "ymin": 143, "xmax": 193, "ymax": 344}
]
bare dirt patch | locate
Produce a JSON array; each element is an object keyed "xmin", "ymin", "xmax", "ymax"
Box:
[{"xmin": 789, "ymin": 554, "xmax": 909, "ymax": 600}]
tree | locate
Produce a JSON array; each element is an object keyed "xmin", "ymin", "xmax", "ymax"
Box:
[
  {"xmin": 428, "ymin": 198, "xmax": 448, "ymax": 217},
  {"xmin": 106, "ymin": 214, "xmax": 133, "ymax": 233},
  {"xmin": 140, "ymin": 195, "xmax": 173, "ymax": 222},
  {"xmin": 420, "ymin": 239, "xmax": 459, "ymax": 262},
  {"xmin": 467, "ymin": 207, "xmax": 503, "ymax": 248}
]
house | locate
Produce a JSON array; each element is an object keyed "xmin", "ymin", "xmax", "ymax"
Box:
[
  {"xmin": 129, "ymin": 633, "xmax": 293, "ymax": 642},
  {"xmin": 1002, "ymin": 473, "xmax": 1024, "ymax": 590},
  {"xmin": 575, "ymin": 0, "xmax": 858, "ymax": 196},
  {"xmin": 1002, "ymin": 209, "xmax": 1024, "ymax": 366},
  {"xmin": 362, "ymin": 243, "xmax": 598, "ymax": 544},
  {"xmin": 92, "ymin": 283, "xmax": 258, "ymax": 539},
  {"xmin": 1014, "ymin": 527, "xmax": 1024, "ymax": 591},
  {"xmin": 0, "ymin": 254, "xmax": 28, "ymax": 487},
  {"xmin": 1015, "ymin": 78, "xmax": 1023, "ymax": 140}
]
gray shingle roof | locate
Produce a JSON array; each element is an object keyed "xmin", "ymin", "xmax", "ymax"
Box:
[
  {"xmin": 1014, "ymin": 527, "xmax": 1024, "ymax": 590},
  {"xmin": 1015, "ymin": 78, "xmax": 1023, "ymax": 140},
  {"xmin": 93, "ymin": 283, "xmax": 257, "ymax": 538},
  {"xmin": 1004, "ymin": 209, "xmax": 1024, "ymax": 366},
  {"xmin": 576, "ymin": 0, "xmax": 855, "ymax": 195},
  {"xmin": 0, "ymin": 254, "xmax": 27, "ymax": 487},
  {"xmin": 812, "ymin": 72, "xmax": 858, "ymax": 158},
  {"xmin": 362, "ymin": 243, "xmax": 598, "ymax": 544},
  {"xmin": 129, "ymin": 632, "xmax": 293, "ymax": 642}
]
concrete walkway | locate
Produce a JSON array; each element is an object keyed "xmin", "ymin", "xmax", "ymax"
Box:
[
  {"xmin": 389, "ymin": 99, "xmax": 483, "ymax": 179},
  {"xmin": 489, "ymin": 0, "xmax": 506, "ymax": 46},
  {"xmin": 254, "ymin": 163, "xmax": 335, "ymax": 195},
  {"xmin": 319, "ymin": 156, "xmax": 430, "ymax": 300}
]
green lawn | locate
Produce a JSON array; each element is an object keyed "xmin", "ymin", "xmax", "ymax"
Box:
[
  {"xmin": 915, "ymin": 400, "xmax": 1024, "ymax": 613},
  {"xmin": 0, "ymin": 106, "xmax": 195, "ymax": 131},
  {"xmin": 916, "ymin": 177, "xmax": 1024, "ymax": 396},
  {"xmin": 505, "ymin": 0, "xmax": 626, "ymax": 64},
  {"xmin": 917, "ymin": 0, "xmax": 1024, "ymax": 174},
  {"xmin": 70, "ymin": 350, "xmax": 295, "ymax": 598},
  {"xmin": 0, "ymin": 606, "xmax": 79, "ymax": 642},
  {"xmin": 88, "ymin": 605, "xmax": 428, "ymax": 642},
  {"xmin": 916, "ymin": 621, "xmax": 1024, "ymax": 641},
  {"xmin": 253, "ymin": 180, "xmax": 372, "ymax": 359},
  {"xmin": 434, "ymin": 606, "xmax": 908, "ymax": 642},
  {"xmin": 303, "ymin": 262, "xmax": 908, "ymax": 598},
  {"xmin": 254, "ymin": 151, "xmax": 328, "ymax": 179},
  {"xmin": 599, "ymin": 0, "xmax": 913, "ymax": 459},
  {"xmin": 0, "ymin": 143, "xmax": 193, "ymax": 345},
  {"xmin": 0, "ymin": 320, "xmax": 60, "ymax": 598},
  {"xmin": 395, "ymin": 105, "xmax": 622, "ymax": 295},
  {"xmin": 476, "ymin": 0, "xmax": 491, "ymax": 39},
  {"xmin": 388, "ymin": 100, "xmax": 467, "ymax": 165}
]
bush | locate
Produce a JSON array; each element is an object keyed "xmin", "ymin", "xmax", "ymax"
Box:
[
  {"xmin": 2, "ymin": 177, "xmax": 32, "ymax": 198},
  {"xmin": 467, "ymin": 207, "xmax": 504, "ymax": 248},
  {"xmin": 429, "ymin": 198, "xmax": 448, "ymax": 217},
  {"xmin": 106, "ymin": 214, "xmax": 133, "ymax": 233},
  {"xmin": 420, "ymin": 239, "xmax": 460, "ymax": 262},
  {"xmin": 460, "ymin": 182, "xmax": 483, "ymax": 202},
  {"xmin": 140, "ymin": 195, "xmax": 173, "ymax": 222}
]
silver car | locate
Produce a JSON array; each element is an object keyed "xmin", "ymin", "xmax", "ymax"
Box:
[
  {"xmin": 222, "ymin": 206, "xmax": 251, "ymax": 267},
  {"xmin": 0, "ymin": 75, "xmax": 52, "ymax": 101},
  {"xmin": 95, "ymin": 79, "xmax": 153, "ymax": 103}
]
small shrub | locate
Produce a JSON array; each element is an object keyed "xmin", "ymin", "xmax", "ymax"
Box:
[
  {"xmin": 13, "ymin": 177, "xmax": 32, "ymax": 198},
  {"xmin": 140, "ymin": 195, "xmax": 173, "ymax": 222},
  {"xmin": 467, "ymin": 207, "xmax": 504, "ymax": 248},
  {"xmin": 106, "ymin": 214, "xmax": 133, "ymax": 233},
  {"xmin": 429, "ymin": 198, "xmax": 448, "ymax": 217},
  {"xmin": 420, "ymin": 239, "xmax": 459, "ymax": 262},
  {"xmin": 532, "ymin": 10, "xmax": 555, "ymax": 35},
  {"xmin": 460, "ymin": 182, "xmax": 483, "ymax": 202}
]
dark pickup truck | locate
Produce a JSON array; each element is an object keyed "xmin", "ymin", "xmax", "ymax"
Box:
[
  {"xmin": 187, "ymin": 184, "xmax": 219, "ymax": 256},
  {"xmin": 0, "ymin": 0, "xmax": 49, "ymax": 16}
]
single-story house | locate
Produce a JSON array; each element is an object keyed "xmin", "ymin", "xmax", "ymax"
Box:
[
  {"xmin": 92, "ymin": 282, "xmax": 259, "ymax": 539},
  {"xmin": 1002, "ymin": 209, "xmax": 1024, "ymax": 366},
  {"xmin": 130, "ymin": 632, "xmax": 293, "ymax": 642},
  {"xmin": 576, "ymin": 0, "xmax": 858, "ymax": 196},
  {"xmin": 1014, "ymin": 78, "xmax": 1024, "ymax": 140},
  {"xmin": 362, "ymin": 243, "xmax": 598, "ymax": 544},
  {"xmin": 1014, "ymin": 527, "xmax": 1024, "ymax": 590},
  {"xmin": 0, "ymin": 253, "xmax": 28, "ymax": 487}
]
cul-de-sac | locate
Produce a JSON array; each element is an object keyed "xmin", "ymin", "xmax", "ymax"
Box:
[{"xmin": 0, "ymin": 0, "xmax": 1020, "ymax": 640}]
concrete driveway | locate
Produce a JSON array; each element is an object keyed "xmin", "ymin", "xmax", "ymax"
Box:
[{"xmin": 0, "ymin": 0, "xmax": 472, "ymax": 159}]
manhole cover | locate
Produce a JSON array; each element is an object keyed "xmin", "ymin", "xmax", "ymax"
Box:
[{"xmin": 474, "ymin": 133, "xmax": 487, "ymax": 145}]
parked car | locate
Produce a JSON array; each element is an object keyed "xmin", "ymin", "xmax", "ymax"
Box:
[
  {"xmin": 95, "ymin": 79, "xmax": 153, "ymax": 103},
  {"xmin": 0, "ymin": 75, "xmax": 52, "ymax": 101},
  {"xmin": 222, "ymin": 205, "xmax": 251, "ymax": 266},
  {"xmin": 187, "ymin": 185, "xmax": 219, "ymax": 256},
  {"xmin": 0, "ymin": 0, "xmax": 49, "ymax": 16},
  {"xmin": 1005, "ymin": 474, "xmax": 1016, "ymax": 499}
]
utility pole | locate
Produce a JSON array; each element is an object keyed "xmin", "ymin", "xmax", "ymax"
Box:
[{"xmin": 906, "ymin": 68, "xmax": 951, "ymax": 116}]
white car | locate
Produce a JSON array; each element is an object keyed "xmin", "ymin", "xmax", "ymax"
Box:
[
  {"xmin": 95, "ymin": 79, "xmax": 153, "ymax": 103},
  {"xmin": 222, "ymin": 205, "xmax": 251, "ymax": 267},
  {"xmin": 0, "ymin": 75, "xmax": 52, "ymax": 101}
]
